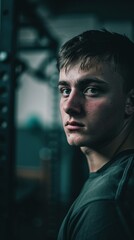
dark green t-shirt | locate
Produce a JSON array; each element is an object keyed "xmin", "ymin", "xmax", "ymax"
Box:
[{"xmin": 58, "ymin": 150, "xmax": 134, "ymax": 240}]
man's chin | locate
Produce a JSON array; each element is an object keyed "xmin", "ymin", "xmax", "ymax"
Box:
[
  {"xmin": 66, "ymin": 134, "xmax": 102, "ymax": 149},
  {"xmin": 66, "ymin": 135, "xmax": 89, "ymax": 147},
  {"xmin": 67, "ymin": 141, "xmax": 82, "ymax": 146}
]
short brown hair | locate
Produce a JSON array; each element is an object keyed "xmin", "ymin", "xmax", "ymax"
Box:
[{"xmin": 57, "ymin": 29, "xmax": 134, "ymax": 93}]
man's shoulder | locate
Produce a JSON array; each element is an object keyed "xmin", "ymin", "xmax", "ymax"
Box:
[
  {"xmin": 70, "ymin": 151, "xmax": 134, "ymax": 216},
  {"xmin": 57, "ymin": 151, "xmax": 134, "ymax": 240}
]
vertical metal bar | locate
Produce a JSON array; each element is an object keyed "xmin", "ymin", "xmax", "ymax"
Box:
[{"xmin": 0, "ymin": 0, "xmax": 16, "ymax": 239}]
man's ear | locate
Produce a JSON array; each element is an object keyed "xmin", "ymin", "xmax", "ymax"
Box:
[{"xmin": 125, "ymin": 89, "xmax": 134, "ymax": 117}]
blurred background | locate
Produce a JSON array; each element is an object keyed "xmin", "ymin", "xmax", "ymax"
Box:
[{"xmin": 0, "ymin": 0, "xmax": 134, "ymax": 239}]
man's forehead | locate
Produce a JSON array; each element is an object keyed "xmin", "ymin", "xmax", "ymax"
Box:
[{"xmin": 59, "ymin": 61, "xmax": 115, "ymax": 78}]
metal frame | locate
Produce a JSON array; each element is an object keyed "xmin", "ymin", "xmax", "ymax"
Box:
[{"xmin": 0, "ymin": 0, "xmax": 16, "ymax": 239}]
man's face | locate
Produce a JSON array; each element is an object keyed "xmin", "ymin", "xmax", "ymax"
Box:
[{"xmin": 58, "ymin": 62, "xmax": 127, "ymax": 149}]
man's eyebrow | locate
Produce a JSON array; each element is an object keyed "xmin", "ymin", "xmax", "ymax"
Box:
[
  {"xmin": 58, "ymin": 81, "xmax": 70, "ymax": 87},
  {"xmin": 58, "ymin": 78, "xmax": 108, "ymax": 87},
  {"xmin": 78, "ymin": 78, "xmax": 108, "ymax": 87}
]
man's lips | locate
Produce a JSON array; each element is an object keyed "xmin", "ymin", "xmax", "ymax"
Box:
[{"xmin": 65, "ymin": 121, "xmax": 84, "ymax": 130}]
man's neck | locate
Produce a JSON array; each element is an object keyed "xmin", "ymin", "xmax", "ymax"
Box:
[{"xmin": 81, "ymin": 148, "xmax": 109, "ymax": 172}]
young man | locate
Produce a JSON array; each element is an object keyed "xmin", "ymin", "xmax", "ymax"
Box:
[{"xmin": 57, "ymin": 29, "xmax": 134, "ymax": 240}]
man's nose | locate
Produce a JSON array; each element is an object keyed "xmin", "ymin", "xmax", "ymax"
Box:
[{"xmin": 63, "ymin": 91, "xmax": 82, "ymax": 115}]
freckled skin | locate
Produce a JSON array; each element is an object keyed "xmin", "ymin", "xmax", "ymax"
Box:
[{"xmin": 59, "ymin": 63, "xmax": 127, "ymax": 150}]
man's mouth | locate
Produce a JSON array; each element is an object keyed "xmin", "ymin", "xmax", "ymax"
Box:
[{"xmin": 65, "ymin": 121, "xmax": 84, "ymax": 130}]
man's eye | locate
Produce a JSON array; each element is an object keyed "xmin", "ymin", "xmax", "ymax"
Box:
[
  {"xmin": 84, "ymin": 87, "xmax": 100, "ymax": 96},
  {"xmin": 59, "ymin": 88, "xmax": 71, "ymax": 97}
]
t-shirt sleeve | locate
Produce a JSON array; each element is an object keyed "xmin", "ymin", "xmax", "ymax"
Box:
[{"xmin": 58, "ymin": 200, "xmax": 133, "ymax": 240}]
